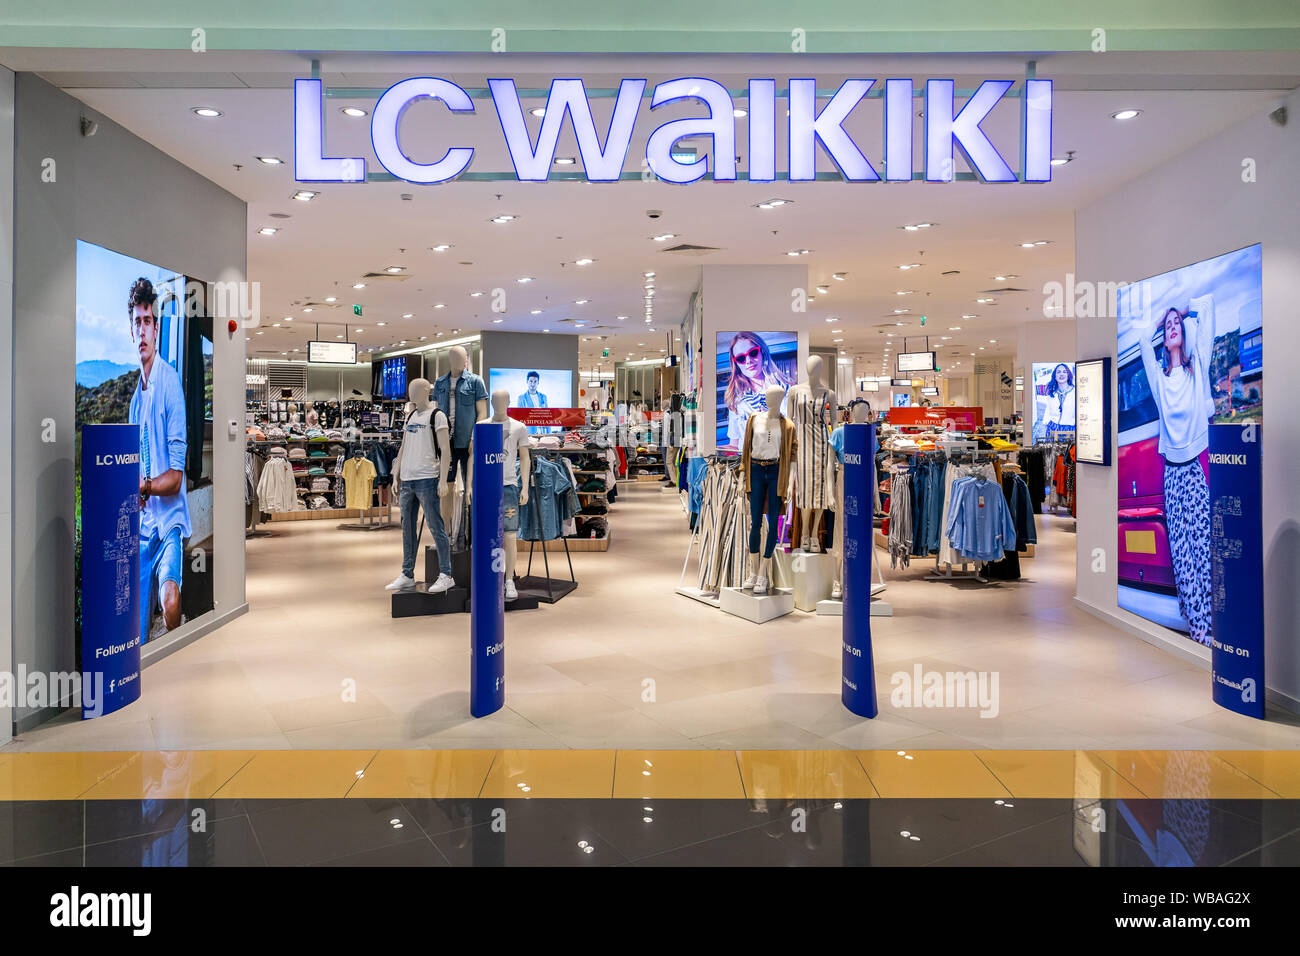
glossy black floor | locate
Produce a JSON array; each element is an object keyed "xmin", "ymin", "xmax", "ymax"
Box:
[{"xmin": 2, "ymin": 798, "xmax": 1298, "ymax": 866}]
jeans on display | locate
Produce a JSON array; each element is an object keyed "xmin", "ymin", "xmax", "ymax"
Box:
[
  {"xmin": 400, "ymin": 477, "xmax": 452, "ymax": 578},
  {"xmin": 747, "ymin": 460, "xmax": 781, "ymax": 559}
]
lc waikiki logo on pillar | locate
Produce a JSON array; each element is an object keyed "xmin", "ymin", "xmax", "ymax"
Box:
[{"xmin": 294, "ymin": 77, "xmax": 1053, "ymax": 184}]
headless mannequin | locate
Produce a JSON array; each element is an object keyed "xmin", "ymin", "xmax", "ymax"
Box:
[
  {"xmin": 788, "ymin": 355, "xmax": 836, "ymax": 552},
  {"xmin": 386, "ymin": 379, "xmax": 454, "ymax": 591},
  {"xmin": 467, "ymin": 390, "xmax": 532, "ymax": 600},
  {"xmin": 440, "ymin": 345, "xmax": 489, "ymax": 534},
  {"xmin": 743, "ymin": 384, "xmax": 795, "ymax": 593},
  {"xmin": 305, "ymin": 402, "xmax": 319, "ymax": 428},
  {"xmin": 831, "ymin": 401, "xmax": 871, "ymax": 599}
]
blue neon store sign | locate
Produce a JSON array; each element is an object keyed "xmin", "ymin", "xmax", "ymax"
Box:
[{"xmin": 294, "ymin": 76, "xmax": 1053, "ymax": 184}]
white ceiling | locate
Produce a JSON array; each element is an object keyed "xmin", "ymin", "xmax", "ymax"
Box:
[{"xmin": 12, "ymin": 49, "xmax": 1297, "ymax": 380}]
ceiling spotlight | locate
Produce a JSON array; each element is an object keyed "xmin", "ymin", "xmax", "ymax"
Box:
[
  {"xmin": 303, "ymin": 308, "xmax": 312, "ymax": 314},
  {"xmin": 816, "ymin": 285, "xmax": 829, "ymax": 294},
  {"xmin": 896, "ymin": 290, "xmax": 914, "ymax": 296},
  {"xmin": 402, "ymin": 313, "xmax": 413, "ymax": 319},
  {"xmin": 644, "ymin": 271, "xmax": 655, "ymax": 278},
  {"xmin": 893, "ymin": 309, "xmax": 909, "ymax": 314},
  {"xmin": 575, "ymin": 258, "xmax": 594, "ymax": 265},
  {"xmin": 490, "ymin": 215, "xmax": 518, "ymax": 224},
  {"xmin": 352, "ymin": 282, "xmax": 365, "ymax": 289},
  {"xmin": 386, "ymin": 266, "xmax": 405, "ymax": 274},
  {"xmin": 1111, "ymin": 109, "xmax": 1141, "ymax": 121},
  {"xmin": 341, "ymin": 106, "xmax": 368, "ymax": 117},
  {"xmin": 530, "ymin": 309, "xmax": 542, "ymax": 315},
  {"xmin": 291, "ymin": 190, "xmax": 318, "ymax": 203},
  {"xmin": 652, "ymin": 234, "xmax": 676, "ymax": 242},
  {"xmin": 470, "ymin": 291, "xmax": 484, "ymax": 297},
  {"xmin": 899, "ymin": 263, "xmax": 920, "ymax": 270},
  {"xmin": 948, "ymin": 326, "xmax": 962, "ymax": 330},
  {"xmin": 976, "ymin": 297, "xmax": 995, "ymax": 304},
  {"xmin": 256, "ymin": 156, "xmax": 282, "ymax": 165},
  {"xmin": 1050, "ymin": 150, "xmax": 1077, "ymax": 167},
  {"xmin": 529, "ymin": 107, "xmax": 545, "ymax": 117},
  {"xmin": 961, "ymin": 314, "xmax": 977, "ymax": 319},
  {"xmin": 434, "ymin": 303, "xmax": 445, "ymax": 309},
  {"xmin": 192, "ymin": 107, "xmax": 222, "ymax": 117},
  {"xmin": 431, "ymin": 244, "xmax": 451, "ymax": 252},
  {"xmin": 323, "ymin": 296, "xmax": 336, "ymax": 303},
  {"xmin": 517, "ymin": 277, "xmax": 534, "ymax": 284},
  {"xmin": 617, "ymin": 315, "xmax": 627, "ymax": 320},
  {"xmin": 733, "ymin": 108, "xmax": 748, "ymax": 118},
  {"xmin": 257, "ymin": 227, "xmax": 278, "ymax": 236},
  {"xmin": 554, "ymin": 156, "xmax": 576, "ymax": 165},
  {"xmin": 575, "ymin": 299, "xmax": 589, "ymax": 305},
  {"xmin": 492, "ymin": 318, "xmax": 504, "ymax": 324}
]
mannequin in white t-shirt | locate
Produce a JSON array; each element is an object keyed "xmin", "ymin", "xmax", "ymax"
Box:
[
  {"xmin": 385, "ymin": 378, "xmax": 456, "ymax": 593},
  {"xmin": 468, "ymin": 389, "xmax": 533, "ymax": 601}
]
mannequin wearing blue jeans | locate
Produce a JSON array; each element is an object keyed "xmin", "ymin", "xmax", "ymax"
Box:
[
  {"xmin": 748, "ymin": 462, "xmax": 781, "ymax": 558},
  {"xmin": 385, "ymin": 378, "xmax": 457, "ymax": 594},
  {"xmin": 400, "ymin": 477, "xmax": 452, "ymax": 579},
  {"xmin": 741, "ymin": 384, "xmax": 795, "ymax": 595}
]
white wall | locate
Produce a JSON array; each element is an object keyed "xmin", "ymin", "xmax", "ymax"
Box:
[
  {"xmin": 1075, "ymin": 90, "xmax": 1300, "ymax": 711},
  {"xmin": 0, "ymin": 68, "xmax": 12, "ymax": 742},
  {"xmin": 1018, "ymin": 319, "xmax": 1080, "ymax": 444},
  {"xmin": 700, "ymin": 264, "xmax": 809, "ymax": 455}
]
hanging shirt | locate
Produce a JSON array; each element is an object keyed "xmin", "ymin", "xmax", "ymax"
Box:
[
  {"xmin": 342, "ymin": 456, "xmax": 378, "ymax": 509},
  {"xmin": 129, "ymin": 358, "xmax": 191, "ymax": 540},
  {"xmin": 399, "ymin": 407, "xmax": 448, "ymax": 481},
  {"xmin": 944, "ymin": 476, "xmax": 1018, "ymax": 563}
]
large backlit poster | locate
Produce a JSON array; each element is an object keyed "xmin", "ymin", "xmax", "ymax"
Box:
[
  {"xmin": 1116, "ymin": 243, "xmax": 1262, "ymax": 648},
  {"xmin": 1030, "ymin": 362, "xmax": 1076, "ymax": 442},
  {"xmin": 715, "ymin": 331, "xmax": 797, "ymax": 452},
  {"xmin": 75, "ymin": 240, "xmax": 216, "ymax": 648},
  {"xmin": 489, "ymin": 366, "xmax": 574, "ymax": 433}
]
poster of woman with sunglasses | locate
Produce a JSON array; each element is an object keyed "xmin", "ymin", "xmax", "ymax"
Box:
[{"xmin": 716, "ymin": 331, "xmax": 797, "ymax": 451}]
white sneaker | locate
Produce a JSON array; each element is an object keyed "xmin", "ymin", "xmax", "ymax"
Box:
[
  {"xmin": 799, "ymin": 537, "xmax": 810, "ymax": 552},
  {"xmin": 831, "ymin": 581, "xmax": 842, "ymax": 600},
  {"xmin": 505, "ymin": 580, "xmax": 518, "ymax": 601},
  {"xmin": 742, "ymin": 572, "xmax": 757, "ymax": 590},
  {"xmin": 429, "ymin": 573, "xmax": 455, "ymax": 594},
  {"xmin": 810, "ymin": 540, "xmax": 822, "ymax": 554},
  {"xmin": 385, "ymin": 574, "xmax": 417, "ymax": 591},
  {"xmin": 754, "ymin": 576, "xmax": 770, "ymax": 595}
]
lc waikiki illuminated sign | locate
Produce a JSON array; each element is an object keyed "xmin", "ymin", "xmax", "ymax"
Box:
[{"xmin": 294, "ymin": 77, "xmax": 1052, "ymax": 185}]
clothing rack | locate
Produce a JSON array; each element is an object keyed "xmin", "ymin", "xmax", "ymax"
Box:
[
  {"xmin": 338, "ymin": 442, "xmax": 398, "ymax": 531},
  {"xmin": 925, "ymin": 440, "xmax": 991, "ymax": 584},
  {"xmin": 515, "ymin": 448, "xmax": 579, "ymax": 602}
]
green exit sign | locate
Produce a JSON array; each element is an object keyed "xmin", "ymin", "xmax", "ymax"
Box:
[
  {"xmin": 602, "ymin": 349, "xmax": 609, "ymax": 357},
  {"xmin": 352, "ymin": 304, "xmax": 362, "ymax": 316}
]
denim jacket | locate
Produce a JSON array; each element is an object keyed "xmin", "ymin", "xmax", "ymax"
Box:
[
  {"xmin": 519, "ymin": 456, "xmax": 574, "ymax": 541},
  {"xmin": 433, "ymin": 371, "xmax": 488, "ymax": 449}
]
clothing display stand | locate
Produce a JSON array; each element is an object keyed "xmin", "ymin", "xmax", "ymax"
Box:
[
  {"xmin": 719, "ymin": 585, "xmax": 794, "ymax": 624},
  {"xmin": 424, "ymin": 546, "xmax": 540, "ymax": 612},
  {"xmin": 516, "ymin": 536, "xmax": 577, "ymax": 603},
  {"xmin": 338, "ymin": 501, "xmax": 395, "ymax": 532},
  {"xmin": 925, "ymin": 440, "xmax": 993, "ymax": 585},
  {"xmin": 815, "ymin": 543, "xmax": 892, "ymax": 616}
]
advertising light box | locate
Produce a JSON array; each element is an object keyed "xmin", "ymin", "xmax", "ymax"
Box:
[{"xmin": 896, "ymin": 351, "xmax": 936, "ymax": 373}]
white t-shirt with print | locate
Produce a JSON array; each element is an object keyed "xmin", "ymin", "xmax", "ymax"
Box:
[
  {"xmin": 502, "ymin": 418, "xmax": 533, "ymax": 487},
  {"xmin": 399, "ymin": 407, "xmax": 447, "ymax": 481}
]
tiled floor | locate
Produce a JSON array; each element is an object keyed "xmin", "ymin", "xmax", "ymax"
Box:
[
  {"xmin": 7, "ymin": 483, "xmax": 1299, "ymax": 751},
  {"xmin": 2, "ymin": 750, "xmax": 1299, "ymax": 866}
]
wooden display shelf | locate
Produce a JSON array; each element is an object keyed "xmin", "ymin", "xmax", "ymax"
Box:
[
  {"xmin": 516, "ymin": 532, "xmax": 611, "ymax": 552},
  {"xmin": 270, "ymin": 507, "xmax": 368, "ymax": 521}
]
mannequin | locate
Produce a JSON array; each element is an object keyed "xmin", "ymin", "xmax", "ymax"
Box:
[
  {"xmin": 829, "ymin": 400, "xmax": 871, "ymax": 600},
  {"xmin": 433, "ymin": 345, "xmax": 489, "ymax": 533},
  {"xmin": 787, "ymin": 355, "xmax": 836, "ymax": 552},
  {"xmin": 467, "ymin": 390, "xmax": 533, "ymax": 601},
  {"xmin": 740, "ymin": 384, "xmax": 797, "ymax": 595},
  {"xmin": 304, "ymin": 402, "xmax": 319, "ymax": 428},
  {"xmin": 384, "ymin": 378, "xmax": 456, "ymax": 593}
]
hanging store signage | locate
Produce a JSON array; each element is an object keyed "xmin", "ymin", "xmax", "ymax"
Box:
[
  {"xmin": 507, "ymin": 407, "xmax": 587, "ymax": 428},
  {"xmin": 921, "ymin": 386, "xmax": 940, "ymax": 397},
  {"xmin": 307, "ymin": 340, "xmax": 358, "ymax": 364},
  {"xmin": 295, "ymin": 76, "xmax": 1052, "ymax": 184},
  {"xmin": 1074, "ymin": 357, "xmax": 1111, "ymax": 465},
  {"xmin": 896, "ymin": 351, "xmax": 937, "ymax": 373},
  {"xmin": 888, "ymin": 406, "xmax": 983, "ymax": 430}
]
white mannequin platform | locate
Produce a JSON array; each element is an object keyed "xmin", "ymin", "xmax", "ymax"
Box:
[{"xmin": 719, "ymin": 586, "xmax": 794, "ymax": 623}]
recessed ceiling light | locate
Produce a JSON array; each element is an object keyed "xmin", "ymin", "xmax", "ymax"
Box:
[
  {"xmin": 652, "ymin": 234, "xmax": 676, "ymax": 242},
  {"xmin": 733, "ymin": 107, "xmax": 748, "ymax": 118},
  {"xmin": 893, "ymin": 309, "xmax": 909, "ymax": 314},
  {"xmin": 386, "ymin": 266, "xmax": 405, "ymax": 274},
  {"xmin": 542, "ymin": 328, "xmax": 550, "ymax": 333},
  {"xmin": 575, "ymin": 299, "xmax": 588, "ymax": 305},
  {"xmin": 470, "ymin": 291, "xmax": 484, "ymax": 297},
  {"xmin": 490, "ymin": 215, "xmax": 518, "ymax": 224},
  {"xmin": 976, "ymin": 298, "xmax": 995, "ymax": 304},
  {"xmin": 832, "ymin": 338, "xmax": 843, "ymax": 343},
  {"xmin": 961, "ymin": 314, "xmax": 977, "ymax": 319},
  {"xmin": 492, "ymin": 318, "xmax": 504, "ymax": 324},
  {"xmin": 431, "ymin": 244, "xmax": 451, "ymax": 252},
  {"xmin": 257, "ymin": 227, "xmax": 278, "ymax": 236},
  {"xmin": 530, "ymin": 309, "xmax": 542, "ymax": 315},
  {"xmin": 192, "ymin": 107, "xmax": 222, "ymax": 117},
  {"xmin": 831, "ymin": 329, "xmax": 843, "ymax": 333},
  {"xmin": 283, "ymin": 316, "xmax": 293, "ymax": 322},
  {"xmin": 816, "ymin": 285, "xmax": 829, "ymax": 294},
  {"xmin": 336, "ymin": 334, "xmax": 344, "ymax": 339},
  {"xmin": 896, "ymin": 290, "xmax": 914, "ymax": 296},
  {"xmin": 644, "ymin": 271, "xmax": 655, "ymax": 278},
  {"xmin": 255, "ymin": 330, "xmax": 263, "ymax": 335},
  {"xmin": 272, "ymin": 322, "xmax": 281, "ymax": 328},
  {"xmin": 434, "ymin": 303, "xmax": 445, "ymax": 309},
  {"xmin": 575, "ymin": 258, "xmax": 594, "ymax": 265},
  {"xmin": 303, "ymin": 308, "xmax": 312, "ymax": 313},
  {"xmin": 377, "ymin": 322, "xmax": 387, "ymax": 327},
  {"xmin": 341, "ymin": 106, "xmax": 368, "ymax": 117},
  {"xmin": 554, "ymin": 157, "xmax": 577, "ymax": 167},
  {"xmin": 648, "ymin": 327, "xmax": 656, "ymax": 332},
  {"xmin": 899, "ymin": 263, "xmax": 920, "ymax": 270},
  {"xmin": 617, "ymin": 315, "xmax": 627, "ymax": 320},
  {"xmin": 402, "ymin": 313, "xmax": 413, "ymax": 319},
  {"xmin": 257, "ymin": 156, "xmax": 282, "ymax": 165},
  {"xmin": 517, "ymin": 277, "xmax": 533, "ymax": 284},
  {"xmin": 529, "ymin": 107, "xmax": 545, "ymax": 117},
  {"xmin": 323, "ymin": 296, "xmax": 336, "ymax": 303},
  {"xmin": 949, "ymin": 326, "xmax": 962, "ymax": 330},
  {"xmin": 353, "ymin": 282, "xmax": 365, "ymax": 289},
  {"xmin": 1111, "ymin": 109, "xmax": 1141, "ymax": 121}
]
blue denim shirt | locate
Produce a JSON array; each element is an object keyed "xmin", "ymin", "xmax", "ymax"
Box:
[
  {"xmin": 433, "ymin": 371, "xmax": 488, "ymax": 448},
  {"xmin": 519, "ymin": 456, "xmax": 574, "ymax": 541}
]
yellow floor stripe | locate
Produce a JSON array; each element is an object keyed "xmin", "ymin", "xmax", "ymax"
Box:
[{"xmin": 0, "ymin": 750, "xmax": 1293, "ymax": 800}]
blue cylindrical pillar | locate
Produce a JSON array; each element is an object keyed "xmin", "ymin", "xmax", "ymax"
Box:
[
  {"xmin": 470, "ymin": 422, "xmax": 505, "ymax": 717},
  {"xmin": 80, "ymin": 423, "xmax": 143, "ymax": 718},
  {"xmin": 841, "ymin": 423, "xmax": 878, "ymax": 718}
]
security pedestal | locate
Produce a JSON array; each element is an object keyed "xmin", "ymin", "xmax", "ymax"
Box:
[{"xmin": 470, "ymin": 423, "xmax": 506, "ymax": 717}]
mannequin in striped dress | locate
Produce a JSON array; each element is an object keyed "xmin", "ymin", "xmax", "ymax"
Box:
[{"xmin": 787, "ymin": 355, "xmax": 836, "ymax": 552}]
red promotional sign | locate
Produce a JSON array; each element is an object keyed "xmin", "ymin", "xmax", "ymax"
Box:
[
  {"xmin": 507, "ymin": 407, "xmax": 588, "ymax": 428},
  {"xmin": 887, "ymin": 406, "xmax": 984, "ymax": 430}
]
